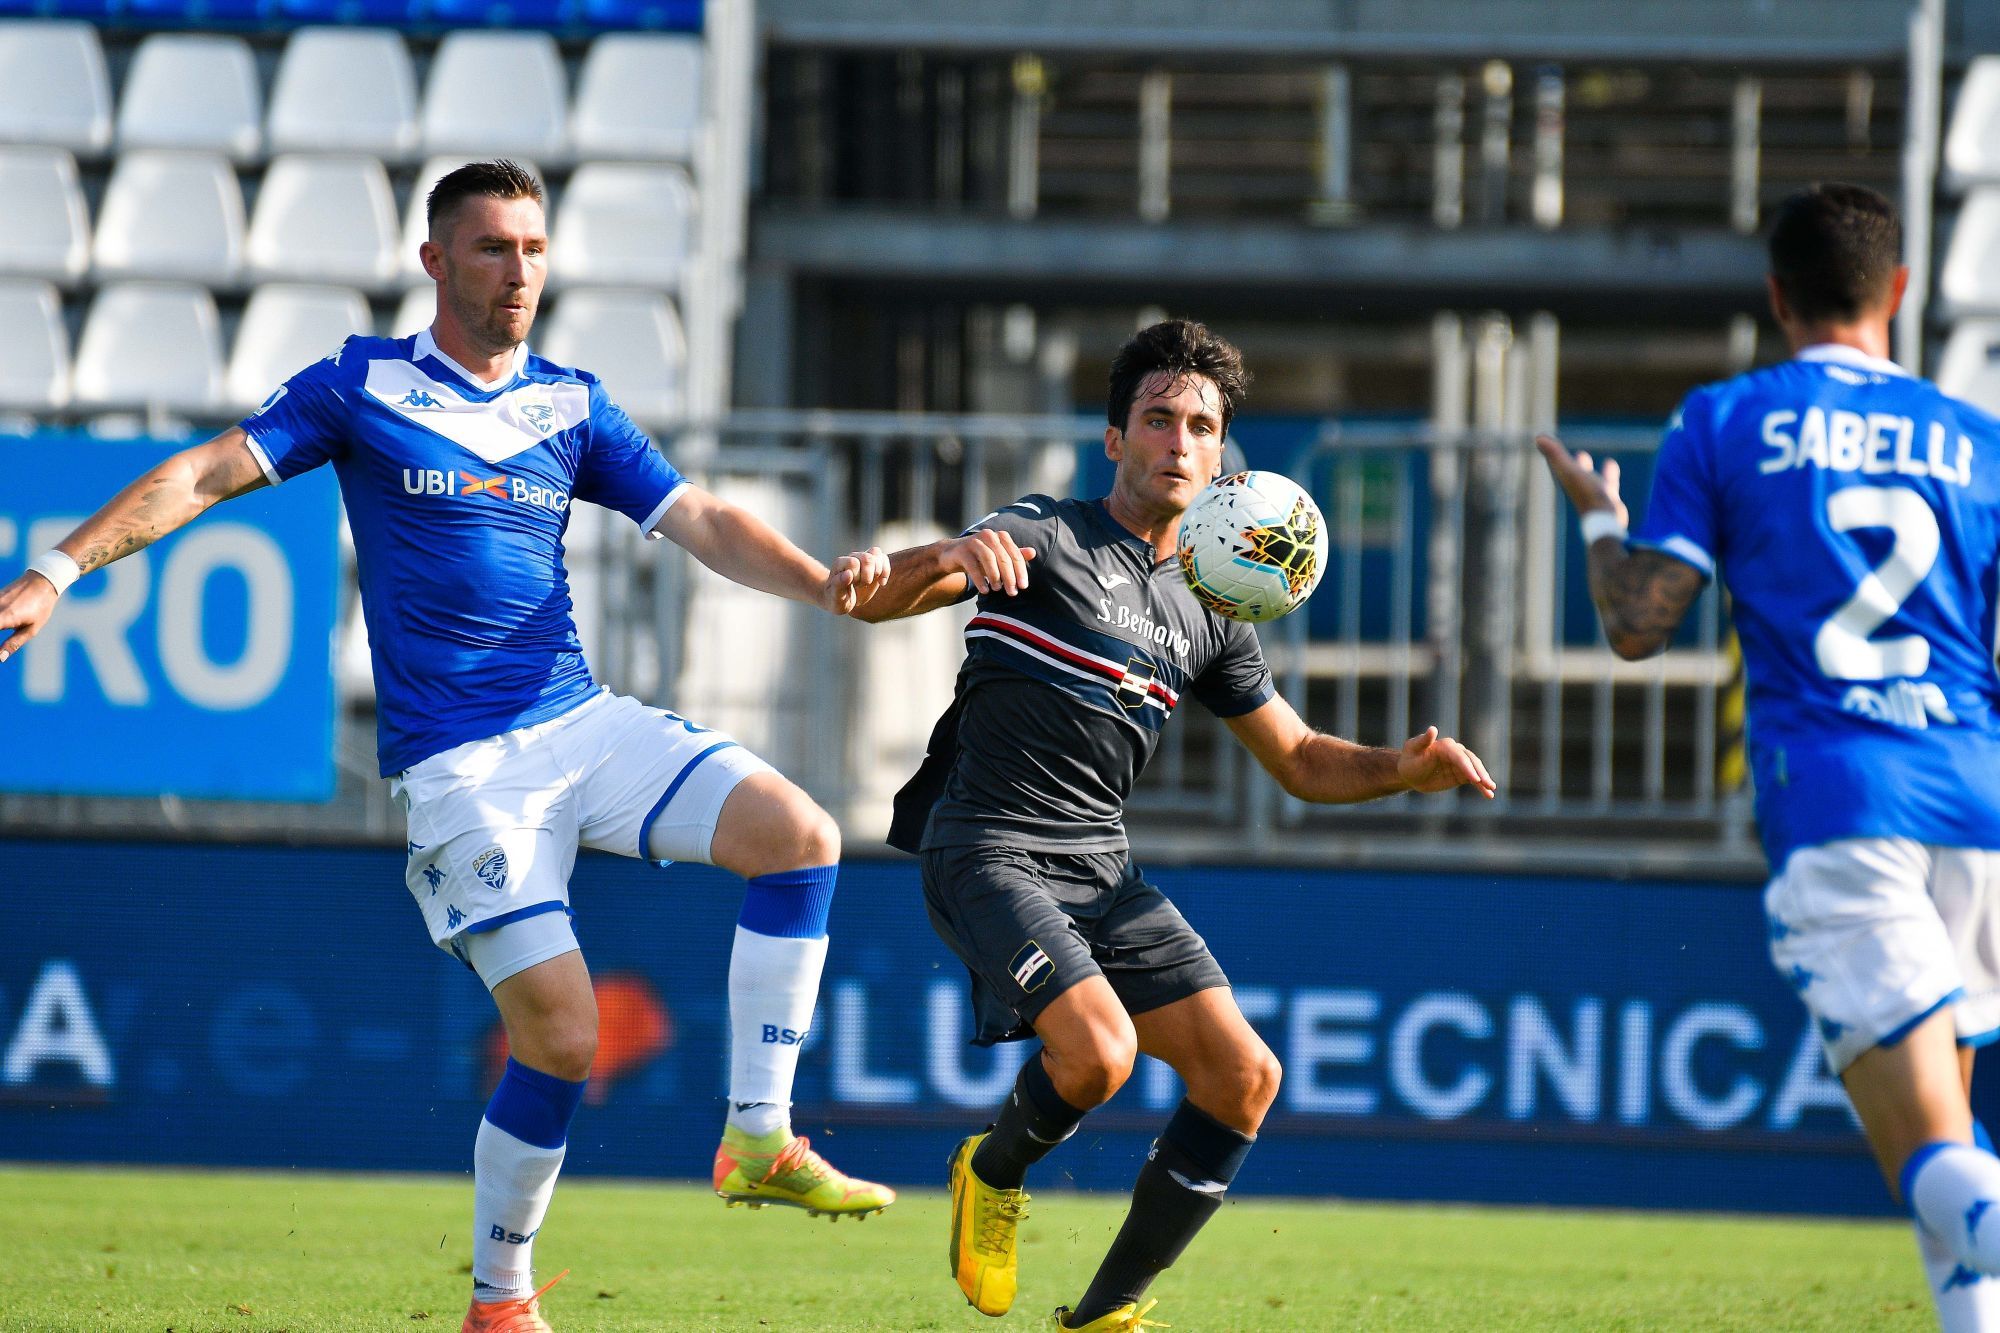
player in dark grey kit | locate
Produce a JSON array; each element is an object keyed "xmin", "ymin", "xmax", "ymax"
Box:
[{"xmin": 855, "ymin": 319, "xmax": 1495, "ymax": 1331}]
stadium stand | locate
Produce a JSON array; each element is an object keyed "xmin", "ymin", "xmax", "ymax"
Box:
[
  {"xmin": 1943, "ymin": 55, "xmax": 2000, "ymax": 192},
  {"xmin": 570, "ymin": 32, "xmax": 704, "ymax": 162},
  {"xmin": 420, "ymin": 30, "xmax": 569, "ymax": 159},
  {"xmin": 550, "ymin": 160, "xmax": 696, "ymax": 288},
  {"xmin": 0, "ymin": 21, "xmax": 110, "ymax": 154},
  {"xmin": 115, "ymin": 33, "xmax": 260, "ymax": 160},
  {"xmin": 224, "ymin": 283, "xmax": 373, "ymax": 411},
  {"xmin": 540, "ymin": 286, "xmax": 687, "ymax": 423},
  {"xmin": 70, "ymin": 280, "xmax": 225, "ymax": 414},
  {"xmin": 245, "ymin": 154, "xmax": 401, "ymax": 289},
  {"xmin": 266, "ymin": 27, "xmax": 420, "ymax": 160},
  {"xmin": 0, "ymin": 147, "xmax": 89, "ymax": 283},
  {"xmin": 0, "ymin": 279, "xmax": 70, "ymax": 413},
  {"xmin": 91, "ymin": 149, "xmax": 245, "ymax": 285},
  {"xmin": 1933, "ymin": 318, "xmax": 2000, "ymax": 417}
]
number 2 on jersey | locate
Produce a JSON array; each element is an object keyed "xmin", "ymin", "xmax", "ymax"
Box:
[{"xmin": 1813, "ymin": 486, "xmax": 1939, "ymax": 680}]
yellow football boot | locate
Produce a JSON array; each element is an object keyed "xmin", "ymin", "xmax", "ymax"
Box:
[
  {"xmin": 948, "ymin": 1133, "xmax": 1031, "ymax": 1316},
  {"xmin": 1051, "ymin": 1299, "xmax": 1169, "ymax": 1330},
  {"xmin": 712, "ymin": 1126, "xmax": 895, "ymax": 1218}
]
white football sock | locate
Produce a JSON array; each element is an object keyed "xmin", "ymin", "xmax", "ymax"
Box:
[
  {"xmin": 471, "ymin": 1119, "xmax": 565, "ymax": 1299},
  {"xmin": 1919, "ymin": 1219, "xmax": 2000, "ymax": 1331},
  {"xmin": 1909, "ymin": 1142, "xmax": 2000, "ymax": 1275},
  {"xmin": 726, "ymin": 925, "xmax": 828, "ymax": 1122}
]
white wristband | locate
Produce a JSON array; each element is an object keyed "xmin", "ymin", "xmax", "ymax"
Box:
[
  {"xmin": 1579, "ymin": 511, "xmax": 1628, "ymax": 547},
  {"xmin": 26, "ymin": 549, "xmax": 81, "ymax": 595}
]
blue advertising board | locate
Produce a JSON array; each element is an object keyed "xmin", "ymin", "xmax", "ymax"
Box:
[
  {"xmin": 0, "ymin": 434, "xmax": 341, "ymax": 801},
  {"xmin": 0, "ymin": 839, "xmax": 1921, "ymax": 1217}
]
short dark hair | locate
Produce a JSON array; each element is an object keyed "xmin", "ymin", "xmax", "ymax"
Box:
[
  {"xmin": 1107, "ymin": 319, "xmax": 1250, "ymax": 439},
  {"xmin": 1767, "ymin": 183, "xmax": 1902, "ymax": 324},
  {"xmin": 426, "ymin": 159, "xmax": 543, "ymax": 240}
]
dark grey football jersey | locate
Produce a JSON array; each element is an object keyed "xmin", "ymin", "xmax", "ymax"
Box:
[{"xmin": 891, "ymin": 494, "xmax": 1275, "ymax": 854}]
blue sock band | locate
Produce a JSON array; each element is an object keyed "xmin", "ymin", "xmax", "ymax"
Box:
[
  {"xmin": 738, "ymin": 864, "xmax": 837, "ymax": 939},
  {"xmin": 1901, "ymin": 1139, "xmax": 1958, "ymax": 1211},
  {"xmin": 484, "ymin": 1056, "xmax": 586, "ymax": 1150}
]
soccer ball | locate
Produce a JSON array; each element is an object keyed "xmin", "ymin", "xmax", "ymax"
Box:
[{"xmin": 1176, "ymin": 471, "xmax": 1328, "ymax": 623}]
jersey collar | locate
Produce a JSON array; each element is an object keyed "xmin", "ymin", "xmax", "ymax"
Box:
[
  {"xmin": 413, "ymin": 327, "xmax": 530, "ymax": 393},
  {"xmin": 1795, "ymin": 343, "xmax": 1911, "ymax": 379}
]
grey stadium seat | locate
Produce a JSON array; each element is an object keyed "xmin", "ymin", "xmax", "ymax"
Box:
[
  {"xmin": 1938, "ymin": 189, "xmax": 2000, "ymax": 320},
  {"xmin": 391, "ymin": 286, "xmax": 435, "ymax": 338},
  {"xmin": 0, "ymin": 21, "xmax": 111, "ymax": 154},
  {"xmin": 117, "ymin": 34, "xmax": 261, "ymax": 162},
  {"xmin": 1935, "ymin": 320, "xmax": 2000, "ymax": 419},
  {"xmin": 422, "ymin": 32, "xmax": 567, "ymax": 161},
  {"xmin": 91, "ymin": 150, "xmax": 245, "ymax": 286},
  {"xmin": 549, "ymin": 162, "xmax": 695, "ymax": 289},
  {"xmin": 540, "ymin": 288, "xmax": 685, "ymax": 424},
  {"xmin": 0, "ymin": 279, "xmax": 71, "ymax": 411},
  {"xmin": 267, "ymin": 28, "xmax": 419, "ymax": 161},
  {"xmin": 0, "ymin": 147, "xmax": 89, "ymax": 284},
  {"xmin": 71, "ymin": 282, "xmax": 225, "ymax": 414},
  {"xmin": 398, "ymin": 156, "xmax": 544, "ymax": 285},
  {"xmin": 226, "ymin": 284, "xmax": 372, "ymax": 412},
  {"xmin": 246, "ymin": 154, "xmax": 400, "ymax": 290},
  {"xmin": 1946, "ymin": 57, "xmax": 2000, "ymax": 194},
  {"xmin": 570, "ymin": 34, "xmax": 704, "ymax": 164}
]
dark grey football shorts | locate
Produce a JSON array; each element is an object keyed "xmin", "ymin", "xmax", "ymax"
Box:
[{"xmin": 919, "ymin": 843, "xmax": 1230, "ymax": 1045}]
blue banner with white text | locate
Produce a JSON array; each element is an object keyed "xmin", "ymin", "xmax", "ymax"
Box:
[
  {"xmin": 0, "ymin": 839, "xmax": 1916, "ymax": 1215},
  {"xmin": 0, "ymin": 434, "xmax": 341, "ymax": 801}
]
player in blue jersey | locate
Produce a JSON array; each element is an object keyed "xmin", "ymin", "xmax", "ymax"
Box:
[
  {"xmin": 0, "ymin": 161, "xmax": 895, "ymax": 1332},
  {"xmin": 1540, "ymin": 183, "xmax": 2000, "ymax": 1330}
]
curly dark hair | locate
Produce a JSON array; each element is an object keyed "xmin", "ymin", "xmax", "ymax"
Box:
[
  {"xmin": 1767, "ymin": 183, "xmax": 1902, "ymax": 324},
  {"xmin": 1107, "ymin": 319, "xmax": 1250, "ymax": 439},
  {"xmin": 426, "ymin": 159, "xmax": 544, "ymax": 240}
]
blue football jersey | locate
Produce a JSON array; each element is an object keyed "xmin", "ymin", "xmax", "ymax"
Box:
[
  {"xmin": 240, "ymin": 329, "xmax": 686, "ymax": 775},
  {"xmin": 1634, "ymin": 343, "xmax": 2000, "ymax": 868}
]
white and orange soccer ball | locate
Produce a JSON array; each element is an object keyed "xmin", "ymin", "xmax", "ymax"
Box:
[{"xmin": 1175, "ymin": 470, "xmax": 1328, "ymax": 623}]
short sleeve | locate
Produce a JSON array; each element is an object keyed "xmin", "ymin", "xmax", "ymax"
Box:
[
  {"xmin": 571, "ymin": 382, "xmax": 686, "ymax": 536},
  {"xmin": 1192, "ymin": 620, "xmax": 1276, "ymax": 718},
  {"xmin": 237, "ymin": 346, "xmax": 352, "ymax": 484},
  {"xmin": 1629, "ymin": 392, "xmax": 1721, "ymax": 580},
  {"xmin": 952, "ymin": 494, "xmax": 1066, "ymax": 604}
]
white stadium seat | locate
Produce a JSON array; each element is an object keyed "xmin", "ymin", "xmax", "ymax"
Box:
[
  {"xmin": 422, "ymin": 32, "xmax": 567, "ymax": 160},
  {"xmin": 1935, "ymin": 320, "xmax": 2000, "ymax": 418},
  {"xmin": 398, "ymin": 156, "xmax": 544, "ymax": 284},
  {"xmin": 391, "ymin": 286, "xmax": 435, "ymax": 338},
  {"xmin": 267, "ymin": 28, "xmax": 419, "ymax": 161},
  {"xmin": 0, "ymin": 147, "xmax": 89, "ymax": 284},
  {"xmin": 226, "ymin": 284, "xmax": 372, "ymax": 412},
  {"xmin": 247, "ymin": 154, "xmax": 400, "ymax": 290},
  {"xmin": 92, "ymin": 150, "xmax": 245, "ymax": 285},
  {"xmin": 550, "ymin": 162, "xmax": 695, "ymax": 289},
  {"xmin": 0, "ymin": 279, "xmax": 71, "ymax": 411},
  {"xmin": 540, "ymin": 288, "xmax": 685, "ymax": 424},
  {"xmin": 1946, "ymin": 57, "xmax": 2000, "ymax": 194},
  {"xmin": 117, "ymin": 34, "xmax": 261, "ymax": 162},
  {"xmin": 0, "ymin": 22, "xmax": 111, "ymax": 155},
  {"xmin": 71, "ymin": 281, "xmax": 225, "ymax": 413},
  {"xmin": 1939, "ymin": 189, "xmax": 2000, "ymax": 319},
  {"xmin": 570, "ymin": 34, "xmax": 704, "ymax": 164}
]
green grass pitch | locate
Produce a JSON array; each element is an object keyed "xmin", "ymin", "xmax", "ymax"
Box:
[{"xmin": 3, "ymin": 1165, "xmax": 1933, "ymax": 1331}]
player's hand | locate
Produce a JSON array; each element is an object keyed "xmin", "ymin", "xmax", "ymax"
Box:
[
  {"xmin": 946, "ymin": 529, "xmax": 1037, "ymax": 596},
  {"xmin": 1397, "ymin": 726, "xmax": 1496, "ymax": 798},
  {"xmin": 821, "ymin": 546, "xmax": 890, "ymax": 616},
  {"xmin": 0, "ymin": 571, "xmax": 60, "ymax": 664},
  {"xmin": 1535, "ymin": 433, "xmax": 1629, "ymax": 528}
]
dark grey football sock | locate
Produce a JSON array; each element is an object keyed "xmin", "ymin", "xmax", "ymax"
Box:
[{"xmin": 970, "ymin": 1050, "xmax": 1086, "ymax": 1190}]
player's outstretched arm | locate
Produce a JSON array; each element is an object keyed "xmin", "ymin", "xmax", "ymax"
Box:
[
  {"xmin": 1224, "ymin": 695, "xmax": 1495, "ymax": 804},
  {"xmin": 846, "ymin": 528, "xmax": 1037, "ymax": 624},
  {"xmin": 652, "ymin": 484, "xmax": 890, "ymax": 616},
  {"xmin": 0, "ymin": 427, "xmax": 269, "ymax": 663},
  {"xmin": 1535, "ymin": 433, "xmax": 1704, "ymax": 660}
]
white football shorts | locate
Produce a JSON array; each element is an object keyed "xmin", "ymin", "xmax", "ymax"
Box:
[
  {"xmin": 388, "ymin": 689, "xmax": 774, "ymax": 984},
  {"xmin": 1765, "ymin": 836, "xmax": 2000, "ymax": 1073}
]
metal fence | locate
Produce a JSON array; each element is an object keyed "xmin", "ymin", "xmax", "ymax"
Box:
[{"xmin": 0, "ymin": 409, "xmax": 1758, "ymax": 874}]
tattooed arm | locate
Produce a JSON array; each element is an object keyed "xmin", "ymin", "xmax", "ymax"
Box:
[
  {"xmin": 1536, "ymin": 433, "xmax": 1705, "ymax": 661},
  {"xmin": 0, "ymin": 428, "xmax": 269, "ymax": 661}
]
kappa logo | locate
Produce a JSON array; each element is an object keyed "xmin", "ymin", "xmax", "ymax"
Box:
[
  {"xmin": 397, "ymin": 389, "xmax": 442, "ymax": 409},
  {"xmin": 421, "ymin": 863, "xmax": 446, "ymax": 892},
  {"xmin": 472, "ymin": 846, "xmax": 509, "ymax": 891},
  {"xmin": 1009, "ymin": 940, "xmax": 1054, "ymax": 993}
]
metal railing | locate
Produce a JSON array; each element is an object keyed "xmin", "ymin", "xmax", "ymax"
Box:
[{"xmin": 0, "ymin": 409, "xmax": 1759, "ymax": 874}]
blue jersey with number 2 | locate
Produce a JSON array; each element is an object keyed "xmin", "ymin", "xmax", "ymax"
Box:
[{"xmin": 1633, "ymin": 343, "xmax": 2000, "ymax": 869}]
